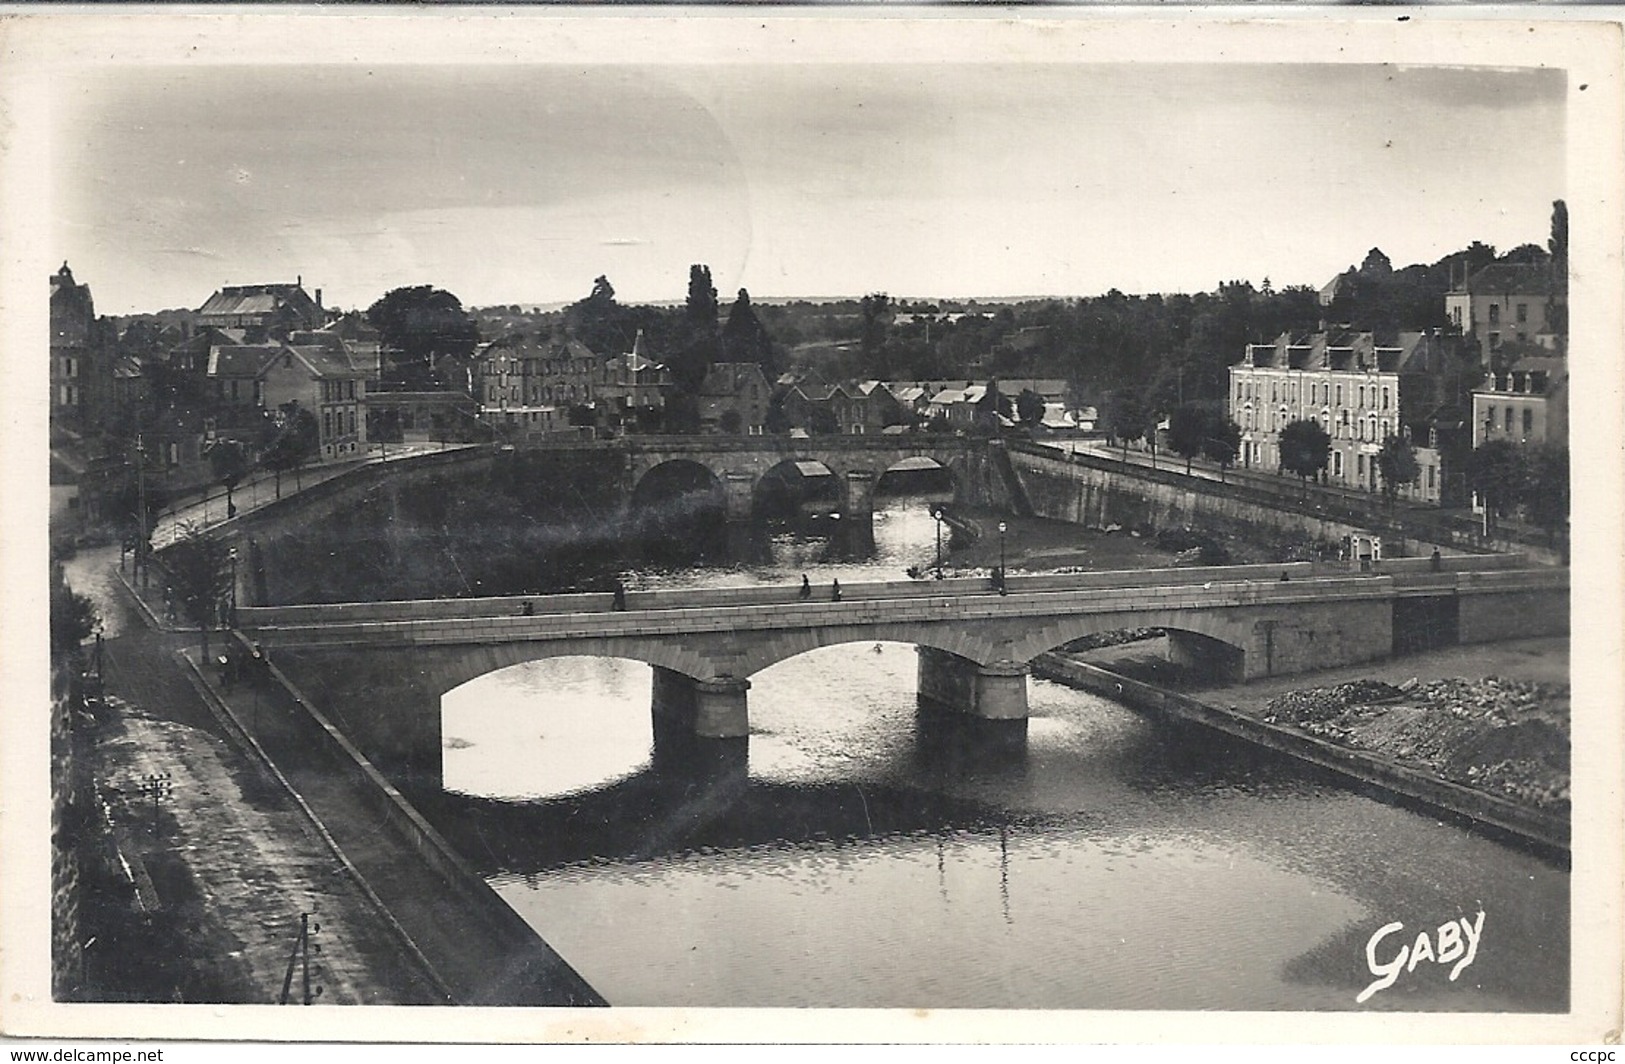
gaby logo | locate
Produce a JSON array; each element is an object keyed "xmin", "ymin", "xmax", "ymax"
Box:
[{"xmin": 1356, "ymin": 909, "xmax": 1486, "ymax": 1004}]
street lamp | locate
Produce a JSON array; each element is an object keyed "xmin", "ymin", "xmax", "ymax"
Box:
[
  {"xmin": 997, "ymin": 520, "xmax": 1007, "ymax": 595},
  {"xmin": 932, "ymin": 507, "xmax": 944, "ymax": 580},
  {"xmin": 133, "ymin": 435, "xmax": 149, "ymax": 588},
  {"xmin": 228, "ymin": 547, "xmax": 238, "ymax": 628}
]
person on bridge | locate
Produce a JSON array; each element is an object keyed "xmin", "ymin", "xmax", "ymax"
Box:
[
  {"xmin": 612, "ymin": 581, "xmax": 627, "ymax": 611},
  {"xmin": 800, "ymin": 575, "xmax": 812, "ymax": 600},
  {"xmin": 831, "ymin": 578, "xmax": 842, "ymax": 602},
  {"xmin": 521, "ymin": 600, "xmax": 534, "ymax": 616}
]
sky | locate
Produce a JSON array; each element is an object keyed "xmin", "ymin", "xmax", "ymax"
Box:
[{"xmin": 51, "ymin": 58, "xmax": 1565, "ymax": 316}]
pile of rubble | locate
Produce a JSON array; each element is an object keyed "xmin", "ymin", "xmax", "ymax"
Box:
[{"xmin": 1262, "ymin": 676, "xmax": 1570, "ymax": 812}]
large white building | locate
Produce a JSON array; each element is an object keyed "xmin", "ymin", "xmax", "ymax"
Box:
[{"xmin": 1229, "ymin": 330, "xmax": 1447, "ymax": 503}]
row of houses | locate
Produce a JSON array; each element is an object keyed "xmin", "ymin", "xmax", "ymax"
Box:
[{"xmin": 1227, "ymin": 261, "xmax": 1567, "ymax": 504}]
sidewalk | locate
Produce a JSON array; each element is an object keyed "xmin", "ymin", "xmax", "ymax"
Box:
[
  {"xmin": 150, "ymin": 441, "xmax": 474, "ymax": 548},
  {"xmin": 184, "ymin": 636, "xmax": 604, "ymax": 1005},
  {"xmin": 97, "ymin": 557, "xmax": 601, "ymax": 1005}
]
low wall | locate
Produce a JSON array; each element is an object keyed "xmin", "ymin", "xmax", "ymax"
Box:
[
  {"xmin": 1009, "ymin": 443, "xmax": 1468, "ymax": 559},
  {"xmin": 1033, "ymin": 654, "xmax": 1567, "ymax": 860},
  {"xmin": 233, "ymin": 561, "xmax": 1420, "ymax": 626}
]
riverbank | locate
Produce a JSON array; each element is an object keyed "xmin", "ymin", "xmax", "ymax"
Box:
[
  {"xmin": 943, "ymin": 505, "xmax": 1343, "ymax": 575},
  {"xmin": 61, "ymin": 549, "xmax": 603, "ymax": 1006},
  {"xmin": 1040, "ymin": 636, "xmax": 1570, "ymax": 861},
  {"xmin": 59, "ymin": 547, "xmax": 447, "ymax": 1004}
]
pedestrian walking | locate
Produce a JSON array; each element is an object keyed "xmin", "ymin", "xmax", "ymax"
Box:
[
  {"xmin": 799, "ymin": 574, "xmax": 812, "ymax": 600},
  {"xmin": 831, "ymin": 578, "xmax": 842, "ymax": 602},
  {"xmin": 612, "ymin": 581, "xmax": 627, "ymax": 611},
  {"xmin": 1430, "ymin": 547, "xmax": 1442, "ymax": 571}
]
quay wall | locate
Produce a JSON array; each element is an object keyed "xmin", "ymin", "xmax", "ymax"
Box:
[
  {"xmin": 1032, "ymin": 653, "xmax": 1568, "ymax": 861},
  {"xmin": 1010, "ymin": 443, "xmax": 1470, "ymax": 560}
]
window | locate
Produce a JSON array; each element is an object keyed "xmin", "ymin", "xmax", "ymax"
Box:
[
  {"xmin": 1427, "ymin": 466, "xmax": 1435, "ymax": 490},
  {"xmin": 1451, "ymin": 306, "xmax": 1462, "ymax": 326},
  {"xmin": 1490, "ymin": 332, "xmax": 1501, "ymax": 350},
  {"xmin": 1516, "ymin": 303, "xmax": 1528, "ymax": 324},
  {"xmin": 1504, "ymin": 407, "xmax": 1514, "ymax": 433},
  {"xmin": 1334, "ymin": 451, "xmax": 1343, "ymax": 477},
  {"xmin": 1357, "ymin": 454, "xmax": 1365, "ymax": 477},
  {"xmin": 1336, "ymin": 385, "xmax": 1343, "ymax": 406},
  {"xmin": 1522, "ymin": 408, "xmax": 1533, "ymax": 435},
  {"xmin": 1382, "ymin": 387, "xmax": 1389, "ymax": 410},
  {"xmin": 1488, "ymin": 303, "xmax": 1500, "ymax": 324},
  {"xmin": 63, "ymin": 356, "xmax": 76, "ymax": 377}
]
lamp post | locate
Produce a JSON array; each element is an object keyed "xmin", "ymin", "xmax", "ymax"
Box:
[
  {"xmin": 228, "ymin": 547, "xmax": 239, "ymax": 627},
  {"xmin": 134, "ymin": 435, "xmax": 149, "ymax": 588},
  {"xmin": 932, "ymin": 507, "xmax": 944, "ymax": 580},
  {"xmin": 997, "ymin": 520, "xmax": 1007, "ymax": 595}
]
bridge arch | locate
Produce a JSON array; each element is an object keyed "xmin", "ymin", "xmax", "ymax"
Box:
[
  {"xmin": 425, "ymin": 638, "xmax": 716, "ymax": 699},
  {"xmin": 628, "ymin": 458, "xmax": 731, "ymax": 532},
  {"xmin": 1007, "ymin": 611, "xmax": 1250, "ymax": 684}
]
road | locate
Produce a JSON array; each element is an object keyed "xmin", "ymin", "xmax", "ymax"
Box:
[{"xmin": 148, "ymin": 442, "xmax": 469, "ymax": 550}]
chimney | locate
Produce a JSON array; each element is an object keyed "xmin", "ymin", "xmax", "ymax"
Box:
[{"xmin": 316, "ymin": 288, "xmax": 323, "ymax": 311}]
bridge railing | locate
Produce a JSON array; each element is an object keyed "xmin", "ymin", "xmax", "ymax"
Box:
[
  {"xmin": 239, "ymin": 574, "xmax": 1425, "ymax": 647},
  {"xmin": 237, "ymin": 569, "xmax": 1565, "ymax": 650},
  {"xmin": 236, "ymin": 562, "xmax": 1304, "ymax": 626},
  {"xmin": 236, "ymin": 554, "xmax": 1541, "ymax": 629}
]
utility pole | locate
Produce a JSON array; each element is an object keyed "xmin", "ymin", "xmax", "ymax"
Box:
[
  {"xmin": 280, "ymin": 910, "xmax": 324, "ymax": 1005},
  {"xmin": 138, "ymin": 772, "xmax": 171, "ymax": 836},
  {"xmin": 134, "ymin": 435, "xmax": 149, "ymax": 588}
]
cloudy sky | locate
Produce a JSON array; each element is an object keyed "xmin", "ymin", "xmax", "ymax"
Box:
[{"xmin": 52, "ymin": 55, "xmax": 1565, "ymax": 315}]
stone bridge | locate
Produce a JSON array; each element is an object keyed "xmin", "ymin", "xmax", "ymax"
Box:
[
  {"xmin": 237, "ymin": 556, "xmax": 1566, "ymax": 790},
  {"xmin": 616, "ymin": 435, "xmax": 981, "ymax": 520}
]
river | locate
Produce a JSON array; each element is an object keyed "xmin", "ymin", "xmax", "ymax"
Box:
[{"xmin": 424, "ymin": 497, "xmax": 1570, "ymax": 1010}]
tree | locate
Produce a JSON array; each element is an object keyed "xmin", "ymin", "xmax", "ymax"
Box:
[
  {"xmin": 50, "ymin": 561, "xmax": 98, "ymax": 658},
  {"xmin": 1467, "ymin": 439, "xmax": 1523, "ymax": 531},
  {"xmin": 366, "ymin": 286, "xmax": 479, "ymax": 388},
  {"xmin": 208, "ymin": 439, "xmax": 249, "ymax": 518},
  {"xmin": 1015, "ymin": 388, "xmax": 1046, "ymax": 429},
  {"xmin": 1167, "ymin": 404, "xmax": 1211, "ymax": 474},
  {"xmin": 860, "ymin": 293, "xmax": 892, "ymax": 375},
  {"xmin": 1278, "ymin": 418, "xmax": 1332, "ymax": 491},
  {"xmin": 262, "ymin": 404, "xmax": 320, "ymax": 494},
  {"xmin": 1201, "ymin": 417, "xmax": 1242, "ymax": 481},
  {"xmin": 1376, "ymin": 434, "xmax": 1421, "ymax": 505},
  {"xmin": 1520, "ymin": 441, "xmax": 1569, "ymax": 545},
  {"xmin": 1102, "ymin": 389, "xmax": 1148, "ymax": 459},
  {"xmin": 163, "ymin": 523, "xmax": 232, "ymax": 661},
  {"xmin": 722, "ymin": 288, "xmax": 777, "ymax": 377},
  {"xmin": 667, "ymin": 265, "xmax": 722, "ymax": 395},
  {"xmin": 1549, "ymin": 200, "xmax": 1569, "ymax": 337},
  {"xmin": 1359, "ymin": 247, "xmax": 1394, "ymax": 278}
]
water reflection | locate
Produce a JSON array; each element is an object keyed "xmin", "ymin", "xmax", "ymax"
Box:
[{"xmin": 433, "ymin": 641, "xmax": 1567, "ymax": 1011}]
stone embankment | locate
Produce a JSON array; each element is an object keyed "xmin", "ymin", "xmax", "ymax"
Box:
[
  {"xmin": 1256, "ymin": 675, "xmax": 1569, "ymax": 813},
  {"xmin": 1034, "ymin": 645, "xmax": 1570, "ymax": 862}
]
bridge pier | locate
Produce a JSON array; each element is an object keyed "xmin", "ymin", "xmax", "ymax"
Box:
[
  {"xmin": 723, "ymin": 471, "xmax": 756, "ymax": 523},
  {"xmin": 651, "ymin": 667, "xmax": 751, "ymax": 738},
  {"xmin": 916, "ymin": 647, "xmax": 1030, "ymax": 721},
  {"xmin": 843, "ymin": 470, "xmax": 876, "ymax": 520},
  {"xmin": 1166, "ymin": 629, "xmax": 1245, "ymax": 684}
]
